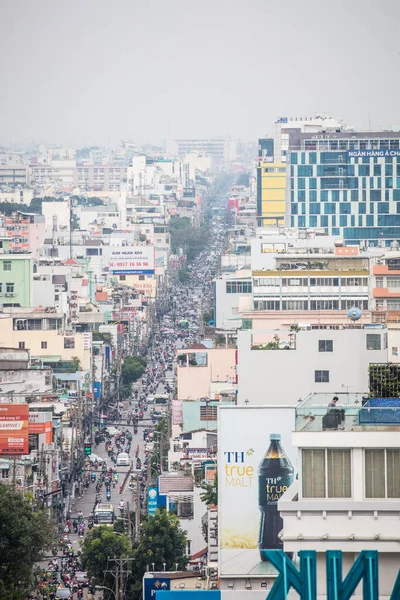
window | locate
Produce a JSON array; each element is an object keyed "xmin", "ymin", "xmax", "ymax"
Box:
[
  {"xmin": 319, "ymin": 340, "xmax": 333, "ymax": 352},
  {"xmin": 3, "ymin": 261, "xmax": 11, "ymax": 271},
  {"xmin": 200, "ymin": 406, "xmax": 218, "ymax": 421},
  {"xmin": 139, "ymin": 275, "xmax": 145, "ymax": 281},
  {"xmin": 6, "ymin": 283, "xmax": 14, "ymax": 294},
  {"xmin": 375, "ymin": 277, "xmax": 384, "ymax": 288},
  {"xmin": 226, "ymin": 281, "xmax": 252, "ymax": 294},
  {"xmin": 315, "ymin": 370, "xmax": 329, "ymax": 383},
  {"xmin": 41, "ymin": 341, "xmax": 47, "ymax": 349},
  {"xmin": 19, "ymin": 342, "xmax": 25, "ymax": 349},
  {"xmin": 366, "ymin": 333, "xmax": 381, "ymax": 350},
  {"xmin": 1, "ymin": 469, "xmax": 9, "ymax": 479},
  {"xmin": 169, "ymin": 496, "xmax": 194, "ymax": 519},
  {"xmin": 388, "ymin": 277, "xmax": 400, "ymax": 289},
  {"xmin": 365, "ymin": 449, "xmax": 400, "ymax": 498},
  {"xmin": 64, "ymin": 337, "xmax": 75, "ymax": 349},
  {"xmin": 302, "ymin": 449, "xmax": 351, "ymax": 498},
  {"xmin": 119, "ymin": 275, "xmax": 126, "ymax": 281}
]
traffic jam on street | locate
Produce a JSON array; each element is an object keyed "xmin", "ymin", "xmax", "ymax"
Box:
[{"xmin": 33, "ymin": 188, "xmax": 228, "ymax": 599}]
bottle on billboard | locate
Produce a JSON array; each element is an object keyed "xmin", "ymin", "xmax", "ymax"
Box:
[{"xmin": 258, "ymin": 433, "xmax": 294, "ymax": 559}]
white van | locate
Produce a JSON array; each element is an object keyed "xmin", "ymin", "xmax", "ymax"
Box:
[{"xmin": 116, "ymin": 452, "xmax": 130, "ymax": 467}]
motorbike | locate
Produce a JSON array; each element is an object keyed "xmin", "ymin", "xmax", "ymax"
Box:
[
  {"xmin": 106, "ymin": 490, "xmax": 111, "ymax": 501},
  {"xmin": 91, "ymin": 472, "xmax": 96, "ymax": 483}
]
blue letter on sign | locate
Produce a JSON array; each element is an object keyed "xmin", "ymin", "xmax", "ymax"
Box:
[
  {"xmin": 326, "ymin": 551, "xmax": 378, "ymax": 600},
  {"xmin": 261, "ymin": 550, "xmax": 316, "ymax": 600}
]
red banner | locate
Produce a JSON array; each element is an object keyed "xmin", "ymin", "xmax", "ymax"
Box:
[{"xmin": 0, "ymin": 404, "xmax": 29, "ymax": 455}]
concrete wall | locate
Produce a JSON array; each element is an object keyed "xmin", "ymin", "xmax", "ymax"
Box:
[
  {"xmin": 177, "ymin": 349, "xmax": 236, "ymax": 400},
  {"xmin": 214, "ymin": 278, "xmax": 252, "ymax": 330},
  {"xmin": 237, "ymin": 328, "xmax": 388, "ymax": 405}
]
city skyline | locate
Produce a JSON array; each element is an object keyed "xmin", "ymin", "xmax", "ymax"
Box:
[{"xmin": 1, "ymin": 0, "xmax": 399, "ymax": 147}]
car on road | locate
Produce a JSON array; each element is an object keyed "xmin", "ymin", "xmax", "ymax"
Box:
[
  {"xmin": 116, "ymin": 452, "xmax": 130, "ymax": 466},
  {"xmin": 55, "ymin": 589, "xmax": 73, "ymax": 599},
  {"xmin": 75, "ymin": 572, "xmax": 89, "ymax": 587},
  {"xmin": 106, "ymin": 426, "xmax": 121, "ymax": 437},
  {"xmin": 88, "ymin": 453, "xmax": 104, "ymax": 465}
]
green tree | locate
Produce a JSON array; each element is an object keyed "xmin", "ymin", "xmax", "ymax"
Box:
[
  {"xmin": 199, "ymin": 473, "xmax": 218, "ymax": 506},
  {"xmin": 80, "ymin": 526, "xmax": 132, "ymax": 590},
  {"xmin": 132, "ymin": 510, "xmax": 188, "ymax": 577},
  {"xmin": 0, "ymin": 484, "xmax": 53, "ymax": 600},
  {"xmin": 121, "ymin": 356, "xmax": 147, "ymax": 385}
]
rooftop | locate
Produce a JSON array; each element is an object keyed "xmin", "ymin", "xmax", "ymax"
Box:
[{"xmin": 296, "ymin": 393, "xmax": 400, "ymax": 432}]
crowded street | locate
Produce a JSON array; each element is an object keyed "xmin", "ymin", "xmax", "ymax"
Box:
[{"xmin": 32, "ymin": 186, "xmax": 229, "ymax": 599}]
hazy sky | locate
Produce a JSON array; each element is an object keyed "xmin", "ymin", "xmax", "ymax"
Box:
[{"xmin": 1, "ymin": 0, "xmax": 399, "ymax": 147}]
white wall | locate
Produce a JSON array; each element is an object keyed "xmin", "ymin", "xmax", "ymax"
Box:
[
  {"xmin": 237, "ymin": 328, "xmax": 388, "ymax": 405},
  {"xmin": 42, "ymin": 201, "xmax": 70, "ymax": 230},
  {"xmin": 215, "ymin": 278, "xmax": 252, "ymax": 330}
]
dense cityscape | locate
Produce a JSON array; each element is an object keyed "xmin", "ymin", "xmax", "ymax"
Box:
[{"xmin": 1, "ymin": 2, "xmax": 400, "ymax": 600}]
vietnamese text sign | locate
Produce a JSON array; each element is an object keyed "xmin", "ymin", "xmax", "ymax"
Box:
[
  {"xmin": 171, "ymin": 399, "xmax": 183, "ymax": 425},
  {"xmin": 0, "ymin": 403, "xmax": 29, "ymax": 455},
  {"xmin": 148, "ymin": 487, "xmax": 158, "ymax": 517},
  {"xmin": 348, "ymin": 149, "xmax": 400, "ymax": 158},
  {"xmin": 218, "ymin": 405, "xmax": 296, "ymax": 577},
  {"xmin": 109, "ymin": 246, "xmax": 155, "ymax": 275}
]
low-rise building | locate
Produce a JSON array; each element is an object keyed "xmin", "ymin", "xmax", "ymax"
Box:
[{"xmin": 280, "ymin": 392, "xmax": 400, "ymax": 598}]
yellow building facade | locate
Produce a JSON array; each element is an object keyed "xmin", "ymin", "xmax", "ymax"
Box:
[{"xmin": 256, "ymin": 162, "xmax": 287, "ymax": 226}]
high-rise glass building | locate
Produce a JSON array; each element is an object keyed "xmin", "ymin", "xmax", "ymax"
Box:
[{"xmin": 288, "ymin": 131, "xmax": 400, "ymax": 246}]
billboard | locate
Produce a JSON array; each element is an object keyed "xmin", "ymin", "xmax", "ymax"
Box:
[
  {"xmin": 109, "ymin": 246, "xmax": 155, "ymax": 275},
  {"xmin": 0, "ymin": 403, "xmax": 29, "ymax": 455},
  {"xmin": 218, "ymin": 405, "xmax": 296, "ymax": 576},
  {"xmin": 29, "ymin": 411, "xmax": 53, "ymax": 444}
]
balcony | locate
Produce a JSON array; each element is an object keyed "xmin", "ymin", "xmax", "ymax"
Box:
[{"xmin": 296, "ymin": 393, "xmax": 400, "ymax": 432}]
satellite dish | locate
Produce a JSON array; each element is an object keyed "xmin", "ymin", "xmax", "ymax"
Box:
[{"xmin": 347, "ymin": 307, "xmax": 362, "ymax": 321}]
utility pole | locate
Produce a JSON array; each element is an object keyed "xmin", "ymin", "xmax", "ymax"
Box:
[
  {"xmin": 135, "ymin": 476, "xmax": 141, "ymax": 540},
  {"xmin": 126, "ymin": 501, "xmax": 132, "ymax": 539},
  {"xmin": 115, "ymin": 565, "xmax": 119, "ymax": 600},
  {"xmin": 120, "ymin": 557, "xmax": 124, "ymax": 600}
]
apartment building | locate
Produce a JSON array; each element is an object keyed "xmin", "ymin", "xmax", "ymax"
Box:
[
  {"xmin": 371, "ymin": 251, "xmax": 400, "ymax": 312},
  {"xmin": 0, "ymin": 309, "xmax": 92, "ymax": 370},
  {"xmin": 0, "ymin": 189, "xmax": 33, "ymax": 205},
  {"xmin": 0, "ymin": 165, "xmax": 30, "ymax": 186},
  {"xmin": 214, "ymin": 272, "xmax": 252, "ymax": 330},
  {"xmin": 256, "ymin": 161, "xmax": 286, "ymax": 227},
  {"xmin": 0, "ymin": 241, "xmax": 32, "ymax": 306},
  {"xmin": 280, "ymin": 392, "xmax": 400, "ymax": 598},
  {"xmin": 167, "ymin": 138, "xmax": 237, "ymax": 162},
  {"xmin": 252, "ymin": 246, "xmax": 370, "ymax": 312},
  {"xmin": 2, "ymin": 212, "xmax": 46, "ymax": 253}
]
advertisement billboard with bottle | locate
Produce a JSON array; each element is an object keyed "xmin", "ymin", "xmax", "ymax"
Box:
[{"xmin": 218, "ymin": 405, "xmax": 296, "ymax": 576}]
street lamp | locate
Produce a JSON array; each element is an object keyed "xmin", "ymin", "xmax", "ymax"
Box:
[{"xmin": 95, "ymin": 585, "xmax": 116, "ymax": 600}]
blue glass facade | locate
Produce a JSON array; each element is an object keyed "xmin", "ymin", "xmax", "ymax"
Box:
[{"xmin": 289, "ymin": 136, "xmax": 400, "ymax": 245}]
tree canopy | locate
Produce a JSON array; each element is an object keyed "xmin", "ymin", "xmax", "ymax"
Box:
[
  {"xmin": 132, "ymin": 509, "xmax": 188, "ymax": 577},
  {"xmin": 80, "ymin": 526, "xmax": 132, "ymax": 590},
  {"xmin": 199, "ymin": 473, "xmax": 218, "ymax": 506},
  {"xmin": 0, "ymin": 484, "xmax": 53, "ymax": 600},
  {"xmin": 121, "ymin": 356, "xmax": 147, "ymax": 385},
  {"xmin": 169, "ymin": 216, "xmax": 208, "ymax": 262}
]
